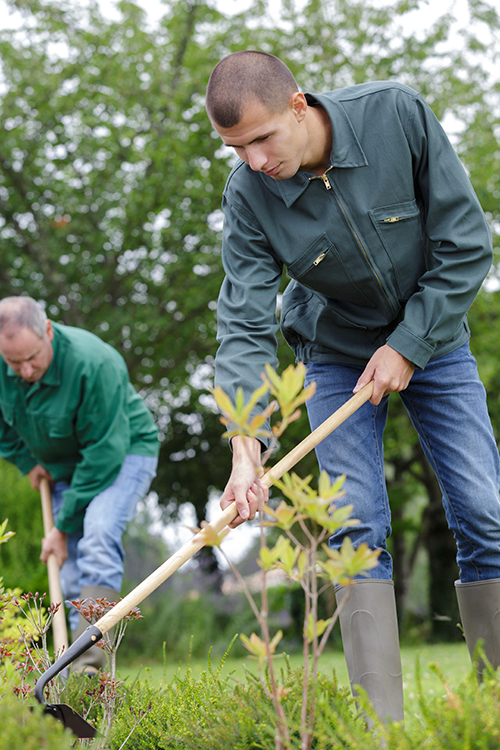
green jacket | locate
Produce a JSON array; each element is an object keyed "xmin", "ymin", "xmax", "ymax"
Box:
[
  {"xmin": 0, "ymin": 323, "xmax": 159, "ymax": 533},
  {"xmin": 215, "ymin": 82, "xmax": 492, "ymax": 411}
]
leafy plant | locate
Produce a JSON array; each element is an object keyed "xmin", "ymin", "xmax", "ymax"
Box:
[
  {"xmin": 67, "ymin": 595, "xmax": 145, "ymax": 745},
  {"xmin": 0, "ymin": 519, "xmax": 144, "ymax": 747},
  {"xmin": 0, "ymin": 688, "xmax": 74, "ymax": 750},
  {"xmin": 212, "ymin": 364, "xmax": 381, "ymax": 749},
  {"xmin": 0, "ymin": 520, "xmax": 44, "ymax": 699}
]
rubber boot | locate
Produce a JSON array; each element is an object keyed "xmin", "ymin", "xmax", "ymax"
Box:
[
  {"xmin": 455, "ymin": 578, "xmax": 500, "ymax": 679},
  {"xmin": 71, "ymin": 585, "xmax": 119, "ymax": 674},
  {"xmin": 336, "ymin": 579, "xmax": 404, "ymax": 725}
]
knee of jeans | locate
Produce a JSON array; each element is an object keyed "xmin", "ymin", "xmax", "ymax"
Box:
[{"xmin": 78, "ymin": 524, "xmax": 124, "ymax": 561}]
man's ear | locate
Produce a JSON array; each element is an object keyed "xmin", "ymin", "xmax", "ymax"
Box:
[
  {"xmin": 45, "ymin": 319, "xmax": 54, "ymax": 342},
  {"xmin": 290, "ymin": 92, "xmax": 307, "ymax": 122}
]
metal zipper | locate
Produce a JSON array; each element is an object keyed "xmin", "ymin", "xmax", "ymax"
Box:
[
  {"xmin": 309, "ymin": 168, "xmax": 394, "ymax": 310},
  {"xmin": 313, "ymin": 251, "xmax": 327, "ymax": 266},
  {"xmin": 321, "ymin": 173, "xmax": 332, "ymax": 190},
  {"xmin": 383, "ymin": 217, "xmax": 401, "ymax": 223}
]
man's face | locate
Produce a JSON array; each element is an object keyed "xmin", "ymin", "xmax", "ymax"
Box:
[
  {"xmin": 213, "ymin": 93, "xmax": 310, "ymax": 181},
  {"xmin": 0, "ymin": 320, "xmax": 54, "ymax": 382}
]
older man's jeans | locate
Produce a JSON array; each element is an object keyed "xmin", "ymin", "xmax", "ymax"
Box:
[
  {"xmin": 51, "ymin": 453, "xmax": 158, "ymax": 629},
  {"xmin": 304, "ymin": 343, "xmax": 500, "ymax": 583}
]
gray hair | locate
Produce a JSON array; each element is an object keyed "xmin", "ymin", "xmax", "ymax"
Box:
[{"xmin": 0, "ymin": 296, "xmax": 48, "ymax": 339}]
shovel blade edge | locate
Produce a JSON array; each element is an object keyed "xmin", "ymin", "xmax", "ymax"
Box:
[{"xmin": 44, "ymin": 702, "xmax": 97, "ymax": 738}]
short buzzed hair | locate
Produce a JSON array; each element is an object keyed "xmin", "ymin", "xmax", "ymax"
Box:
[
  {"xmin": 0, "ymin": 296, "xmax": 47, "ymax": 339},
  {"xmin": 206, "ymin": 50, "xmax": 299, "ymax": 128}
]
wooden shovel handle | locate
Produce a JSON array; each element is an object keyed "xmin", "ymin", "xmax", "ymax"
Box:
[
  {"xmin": 95, "ymin": 381, "xmax": 374, "ymax": 634},
  {"xmin": 40, "ymin": 477, "xmax": 69, "ymax": 654}
]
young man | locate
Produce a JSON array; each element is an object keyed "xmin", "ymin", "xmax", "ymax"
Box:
[
  {"xmin": 205, "ymin": 50, "xmax": 500, "ymax": 722},
  {"xmin": 0, "ymin": 296, "xmax": 159, "ymax": 672}
]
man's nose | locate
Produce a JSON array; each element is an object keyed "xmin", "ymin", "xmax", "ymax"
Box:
[
  {"xmin": 246, "ymin": 145, "xmax": 268, "ymax": 172},
  {"xmin": 20, "ymin": 362, "xmax": 34, "ymax": 379}
]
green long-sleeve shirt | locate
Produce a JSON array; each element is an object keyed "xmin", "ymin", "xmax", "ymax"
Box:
[{"xmin": 0, "ymin": 323, "xmax": 159, "ymax": 533}]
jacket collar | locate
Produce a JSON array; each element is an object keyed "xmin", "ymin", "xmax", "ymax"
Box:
[{"xmin": 275, "ymin": 91, "xmax": 368, "ymax": 208}]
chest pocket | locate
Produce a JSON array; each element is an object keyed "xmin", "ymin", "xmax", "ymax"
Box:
[
  {"xmin": 286, "ymin": 234, "xmax": 376, "ymax": 308},
  {"xmin": 43, "ymin": 415, "xmax": 75, "ymax": 439},
  {"xmin": 23, "ymin": 413, "xmax": 77, "ymax": 463},
  {"xmin": 36, "ymin": 415, "xmax": 74, "ymax": 440},
  {"xmin": 22, "ymin": 411, "xmax": 75, "ymax": 443},
  {"xmin": 369, "ymin": 200, "xmax": 425, "ymax": 301}
]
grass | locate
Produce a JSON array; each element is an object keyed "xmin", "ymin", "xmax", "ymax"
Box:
[{"xmin": 118, "ymin": 641, "xmax": 472, "ymax": 728}]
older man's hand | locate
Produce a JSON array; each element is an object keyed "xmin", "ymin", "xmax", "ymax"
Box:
[
  {"xmin": 40, "ymin": 526, "xmax": 68, "ymax": 568},
  {"xmin": 28, "ymin": 464, "xmax": 53, "ymax": 492}
]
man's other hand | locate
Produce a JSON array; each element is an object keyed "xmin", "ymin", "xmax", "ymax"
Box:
[
  {"xmin": 40, "ymin": 526, "xmax": 68, "ymax": 568},
  {"xmin": 354, "ymin": 344, "xmax": 415, "ymax": 405}
]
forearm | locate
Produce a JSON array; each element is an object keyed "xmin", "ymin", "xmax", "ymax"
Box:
[{"xmin": 220, "ymin": 435, "xmax": 268, "ymax": 528}]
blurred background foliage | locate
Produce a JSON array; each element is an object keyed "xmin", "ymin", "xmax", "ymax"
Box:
[{"xmin": 1, "ymin": 0, "xmax": 500, "ymax": 655}]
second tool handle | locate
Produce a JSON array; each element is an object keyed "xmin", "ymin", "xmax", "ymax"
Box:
[{"xmin": 40, "ymin": 477, "xmax": 69, "ymax": 655}]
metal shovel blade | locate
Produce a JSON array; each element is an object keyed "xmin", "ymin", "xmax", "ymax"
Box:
[
  {"xmin": 44, "ymin": 703, "xmax": 97, "ymax": 738},
  {"xmin": 34, "ymin": 624, "xmax": 102, "ymax": 738}
]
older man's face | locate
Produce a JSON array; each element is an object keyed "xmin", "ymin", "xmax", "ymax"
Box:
[{"xmin": 0, "ymin": 320, "xmax": 54, "ymax": 382}]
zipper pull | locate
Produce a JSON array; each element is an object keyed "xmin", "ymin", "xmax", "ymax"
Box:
[
  {"xmin": 321, "ymin": 173, "xmax": 332, "ymax": 190},
  {"xmin": 313, "ymin": 251, "xmax": 327, "ymax": 266},
  {"xmin": 383, "ymin": 217, "xmax": 401, "ymax": 223}
]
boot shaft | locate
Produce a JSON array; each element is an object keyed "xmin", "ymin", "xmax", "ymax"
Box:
[{"xmin": 336, "ymin": 579, "xmax": 404, "ymax": 724}]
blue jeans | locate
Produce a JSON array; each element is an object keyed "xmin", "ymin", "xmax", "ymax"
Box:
[
  {"xmin": 51, "ymin": 454, "xmax": 158, "ymax": 629},
  {"xmin": 304, "ymin": 343, "xmax": 500, "ymax": 583}
]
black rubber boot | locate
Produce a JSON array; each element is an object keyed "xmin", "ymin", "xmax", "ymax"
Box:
[
  {"xmin": 455, "ymin": 578, "xmax": 500, "ymax": 679},
  {"xmin": 336, "ymin": 579, "xmax": 404, "ymax": 724}
]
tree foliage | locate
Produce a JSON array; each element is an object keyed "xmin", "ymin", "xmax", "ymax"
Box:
[{"xmin": 0, "ymin": 0, "xmax": 499, "ymax": 630}]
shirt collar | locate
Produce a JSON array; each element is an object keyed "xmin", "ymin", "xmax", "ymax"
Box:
[
  {"xmin": 41, "ymin": 332, "xmax": 60, "ymax": 386},
  {"xmin": 275, "ymin": 91, "xmax": 368, "ymax": 208}
]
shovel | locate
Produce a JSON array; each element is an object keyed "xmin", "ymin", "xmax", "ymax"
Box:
[
  {"xmin": 40, "ymin": 477, "xmax": 69, "ymax": 657},
  {"xmin": 34, "ymin": 381, "xmax": 373, "ymax": 737}
]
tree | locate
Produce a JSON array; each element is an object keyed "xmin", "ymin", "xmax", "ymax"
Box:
[{"xmin": 0, "ymin": 0, "xmax": 499, "ymax": 631}]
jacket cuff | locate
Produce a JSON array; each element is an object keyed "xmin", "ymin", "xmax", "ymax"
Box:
[
  {"xmin": 17, "ymin": 456, "xmax": 38, "ymax": 476},
  {"xmin": 55, "ymin": 505, "xmax": 85, "ymax": 535},
  {"xmin": 55, "ymin": 516, "xmax": 84, "ymax": 535},
  {"xmin": 386, "ymin": 324, "xmax": 434, "ymax": 370}
]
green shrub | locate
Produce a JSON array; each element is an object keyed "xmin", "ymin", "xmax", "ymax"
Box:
[
  {"xmin": 385, "ymin": 661, "xmax": 500, "ymax": 750},
  {"xmin": 108, "ymin": 657, "xmax": 365, "ymax": 750},
  {"xmin": 105, "ymin": 658, "xmax": 500, "ymax": 750},
  {"xmin": 0, "ymin": 687, "xmax": 73, "ymax": 750}
]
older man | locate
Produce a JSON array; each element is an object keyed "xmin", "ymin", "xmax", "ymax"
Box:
[{"xmin": 0, "ymin": 296, "xmax": 159, "ymax": 672}]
